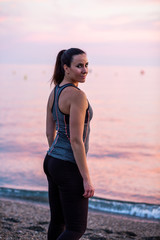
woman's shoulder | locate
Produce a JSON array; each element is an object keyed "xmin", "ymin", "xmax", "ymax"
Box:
[
  {"xmin": 69, "ymin": 86, "xmax": 86, "ymax": 100},
  {"xmin": 61, "ymin": 84, "xmax": 86, "ymax": 99},
  {"xmin": 67, "ymin": 87, "xmax": 87, "ymax": 109}
]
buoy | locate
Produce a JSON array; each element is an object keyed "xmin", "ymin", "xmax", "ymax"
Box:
[
  {"xmin": 24, "ymin": 75, "xmax": 28, "ymax": 80},
  {"xmin": 140, "ymin": 70, "xmax": 145, "ymax": 75}
]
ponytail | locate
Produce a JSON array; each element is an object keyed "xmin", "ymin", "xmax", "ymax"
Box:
[
  {"xmin": 51, "ymin": 49, "xmax": 66, "ymax": 85},
  {"xmin": 51, "ymin": 48, "xmax": 86, "ymax": 86}
]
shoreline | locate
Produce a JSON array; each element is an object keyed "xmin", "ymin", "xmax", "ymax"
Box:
[
  {"xmin": 1, "ymin": 196, "xmax": 159, "ymax": 222},
  {"xmin": 1, "ymin": 186, "xmax": 159, "ymax": 221},
  {"xmin": 0, "ymin": 198, "xmax": 160, "ymax": 240}
]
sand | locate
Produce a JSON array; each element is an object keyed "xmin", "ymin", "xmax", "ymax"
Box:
[{"xmin": 0, "ymin": 198, "xmax": 160, "ymax": 240}]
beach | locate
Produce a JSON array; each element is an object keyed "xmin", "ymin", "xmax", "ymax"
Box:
[{"xmin": 0, "ymin": 198, "xmax": 160, "ymax": 240}]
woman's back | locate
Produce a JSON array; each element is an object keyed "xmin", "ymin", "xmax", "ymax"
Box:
[{"xmin": 47, "ymin": 83, "xmax": 93, "ymax": 163}]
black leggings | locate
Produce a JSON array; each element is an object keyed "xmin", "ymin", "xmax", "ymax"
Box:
[{"xmin": 43, "ymin": 154, "xmax": 88, "ymax": 240}]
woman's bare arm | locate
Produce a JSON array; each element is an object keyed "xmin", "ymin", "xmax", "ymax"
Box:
[
  {"xmin": 69, "ymin": 90, "xmax": 94, "ymax": 198},
  {"xmin": 46, "ymin": 90, "xmax": 56, "ymax": 147}
]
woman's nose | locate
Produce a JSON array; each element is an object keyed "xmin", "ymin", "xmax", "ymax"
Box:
[{"xmin": 82, "ymin": 67, "xmax": 88, "ymax": 73}]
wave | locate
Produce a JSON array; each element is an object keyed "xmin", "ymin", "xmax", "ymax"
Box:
[
  {"xmin": 0, "ymin": 187, "xmax": 159, "ymax": 220},
  {"xmin": 89, "ymin": 196, "xmax": 160, "ymax": 220}
]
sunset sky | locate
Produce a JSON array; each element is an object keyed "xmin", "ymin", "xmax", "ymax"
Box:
[{"xmin": 0, "ymin": 0, "xmax": 160, "ymax": 65}]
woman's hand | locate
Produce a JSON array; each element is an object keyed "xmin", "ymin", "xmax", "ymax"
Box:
[{"xmin": 83, "ymin": 180, "xmax": 94, "ymax": 198}]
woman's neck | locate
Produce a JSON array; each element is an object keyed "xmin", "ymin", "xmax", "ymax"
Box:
[{"xmin": 60, "ymin": 78, "xmax": 78, "ymax": 87}]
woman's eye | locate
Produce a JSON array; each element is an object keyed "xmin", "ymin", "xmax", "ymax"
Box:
[
  {"xmin": 77, "ymin": 64, "xmax": 82, "ymax": 68},
  {"xmin": 77, "ymin": 63, "xmax": 88, "ymax": 68}
]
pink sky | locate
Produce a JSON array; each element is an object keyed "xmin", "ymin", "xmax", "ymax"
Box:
[{"xmin": 0, "ymin": 0, "xmax": 160, "ymax": 65}]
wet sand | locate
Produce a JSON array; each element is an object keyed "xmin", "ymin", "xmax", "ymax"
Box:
[{"xmin": 0, "ymin": 198, "xmax": 160, "ymax": 240}]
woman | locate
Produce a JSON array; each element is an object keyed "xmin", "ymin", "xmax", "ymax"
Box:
[{"xmin": 43, "ymin": 48, "xmax": 94, "ymax": 240}]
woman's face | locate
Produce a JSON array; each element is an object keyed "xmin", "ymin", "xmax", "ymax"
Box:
[{"xmin": 65, "ymin": 54, "xmax": 88, "ymax": 83}]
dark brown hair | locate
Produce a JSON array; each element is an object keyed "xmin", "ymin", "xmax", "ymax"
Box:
[{"xmin": 51, "ymin": 48, "xmax": 86, "ymax": 85}]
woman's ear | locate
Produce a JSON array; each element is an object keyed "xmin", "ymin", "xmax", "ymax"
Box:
[{"xmin": 64, "ymin": 64, "xmax": 70, "ymax": 74}]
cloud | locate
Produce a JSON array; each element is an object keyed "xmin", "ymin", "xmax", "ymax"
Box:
[{"xmin": 0, "ymin": 0, "xmax": 160, "ymax": 65}]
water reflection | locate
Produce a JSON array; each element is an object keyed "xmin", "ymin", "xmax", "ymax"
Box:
[{"xmin": 0, "ymin": 65, "xmax": 160, "ymax": 204}]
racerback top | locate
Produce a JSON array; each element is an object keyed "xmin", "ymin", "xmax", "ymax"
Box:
[{"xmin": 47, "ymin": 83, "xmax": 93, "ymax": 164}]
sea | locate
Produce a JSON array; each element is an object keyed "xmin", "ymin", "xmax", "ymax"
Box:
[{"xmin": 0, "ymin": 64, "xmax": 160, "ymax": 220}]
